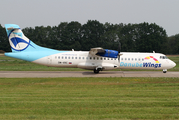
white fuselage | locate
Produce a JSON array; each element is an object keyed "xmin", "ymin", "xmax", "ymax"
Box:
[{"xmin": 32, "ymin": 51, "xmax": 176, "ymax": 71}]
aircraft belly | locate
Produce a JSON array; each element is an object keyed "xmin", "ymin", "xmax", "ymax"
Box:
[
  {"xmin": 78, "ymin": 62, "xmax": 118, "ymax": 70},
  {"xmin": 77, "ymin": 63, "xmax": 96, "ymax": 70}
]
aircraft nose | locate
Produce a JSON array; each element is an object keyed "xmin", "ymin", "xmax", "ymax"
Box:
[
  {"xmin": 171, "ymin": 61, "xmax": 176, "ymax": 68},
  {"xmin": 172, "ymin": 61, "xmax": 176, "ymax": 67}
]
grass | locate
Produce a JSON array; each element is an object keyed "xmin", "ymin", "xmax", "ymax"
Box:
[
  {"xmin": 0, "ymin": 54, "xmax": 179, "ymax": 71},
  {"xmin": 0, "ymin": 77, "xmax": 179, "ymax": 119}
]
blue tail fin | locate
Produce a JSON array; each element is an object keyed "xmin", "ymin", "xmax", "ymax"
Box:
[
  {"xmin": 4, "ymin": 24, "xmax": 61, "ymax": 62},
  {"xmin": 5, "ymin": 24, "xmax": 50, "ymax": 52}
]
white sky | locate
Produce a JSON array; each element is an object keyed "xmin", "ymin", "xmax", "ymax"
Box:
[{"xmin": 1, "ymin": 0, "xmax": 179, "ymax": 36}]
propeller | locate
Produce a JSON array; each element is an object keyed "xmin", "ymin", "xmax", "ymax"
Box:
[{"xmin": 117, "ymin": 42, "xmax": 122, "ymax": 62}]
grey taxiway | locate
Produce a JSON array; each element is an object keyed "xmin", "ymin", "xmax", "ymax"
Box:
[{"xmin": 0, "ymin": 71, "xmax": 179, "ymax": 78}]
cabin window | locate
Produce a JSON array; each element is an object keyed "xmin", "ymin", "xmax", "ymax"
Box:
[
  {"xmin": 121, "ymin": 58, "xmax": 123, "ymax": 60},
  {"xmin": 79, "ymin": 57, "xmax": 81, "ymax": 59},
  {"xmin": 111, "ymin": 58, "xmax": 113, "ymax": 60},
  {"xmin": 75, "ymin": 57, "xmax": 77, "ymax": 59},
  {"xmin": 86, "ymin": 57, "xmax": 88, "ymax": 59},
  {"xmin": 128, "ymin": 58, "xmax": 130, "ymax": 61},
  {"xmin": 90, "ymin": 57, "xmax": 92, "ymax": 60},
  {"xmin": 135, "ymin": 58, "xmax": 137, "ymax": 61},
  {"xmin": 68, "ymin": 57, "xmax": 70, "ymax": 59},
  {"xmin": 97, "ymin": 57, "xmax": 99, "ymax": 60},
  {"xmin": 93, "ymin": 57, "xmax": 95, "ymax": 60},
  {"xmin": 138, "ymin": 58, "xmax": 140, "ymax": 61},
  {"xmin": 58, "ymin": 56, "xmax": 60, "ymax": 59},
  {"xmin": 62, "ymin": 56, "xmax": 64, "ymax": 59},
  {"xmin": 125, "ymin": 58, "xmax": 127, "ymax": 61},
  {"xmin": 72, "ymin": 57, "xmax": 74, "ymax": 59},
  {"xmin": 104, "ymin": 58, "xmax": 106, "ymax": 60},
  {"xmin": 101, "ymin": 58, "xmax": 103, "ymax": 60},
  {"xmin": 142, "ymin": 58, "xmax": 144, "ymax": 61},
  {"xmin": 131, "ymin": 58, "xmax": 133, "ymax": 61}
]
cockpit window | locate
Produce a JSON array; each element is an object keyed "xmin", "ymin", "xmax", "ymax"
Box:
[{"xmin": 160, "ymin": 56, "xmax": 168, "ymax": 59}]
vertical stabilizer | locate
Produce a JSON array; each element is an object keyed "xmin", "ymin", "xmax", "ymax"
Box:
[
  {"xmin": 4, "ymin": 24, "xmax": 61, "ymax": 62},
  {"xmin": 5, "ymin": 24, "xmax": 34, "ymax": 52},
  {"xmin": 5, "ymin": 24, "xmax": 57, "ymax": 53}
]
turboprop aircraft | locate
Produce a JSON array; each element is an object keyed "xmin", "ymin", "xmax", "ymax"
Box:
[{"xmin": 4, "ymin": 24, "xmax": 176, "ymax": 73}]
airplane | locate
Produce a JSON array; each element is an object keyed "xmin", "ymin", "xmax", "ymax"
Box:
[{"xmin": 4, "ymin": 24, "xmax": 176, "ymax": 73}]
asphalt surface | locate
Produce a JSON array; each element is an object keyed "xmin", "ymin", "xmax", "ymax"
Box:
[{"xmin": 0, "ymin": 71, "xmax": 179, "ymax": 78}]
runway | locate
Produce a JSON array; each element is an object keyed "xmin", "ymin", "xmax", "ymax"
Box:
[{"xmin": 0, "ymin": 71, "xmax": 179, "ymax": 78}]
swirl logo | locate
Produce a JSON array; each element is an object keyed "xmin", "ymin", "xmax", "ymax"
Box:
[
  {"xmin": 9, "ymin": 30, "xmax": 34, "ymax": 51},
  {"xmin": 145, "ymin": 56, "xmax": 159, "ymax": 63}
]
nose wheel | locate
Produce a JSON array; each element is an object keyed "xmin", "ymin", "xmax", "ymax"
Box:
[{"xmin": 163, "ymin": 69, "xmax": 167, "ymax": 73}]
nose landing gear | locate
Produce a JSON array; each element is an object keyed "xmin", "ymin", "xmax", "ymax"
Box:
[{"xmin": 163, "ymin": 69, "xmax": 167, "ymax": 73}]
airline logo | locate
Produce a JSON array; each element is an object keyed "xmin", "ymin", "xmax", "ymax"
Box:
[
  {"xmin": 9, "ymin": 30, "xmax": 34, "ymax": 51},
  {"xmin": 144, "ymin": 56, "xmax": 161, "ymax": 68},
  {"xmin": 145, "ymin": 56, "xmax": 159, "ymax": 63},
  {"xmin": 120, "ymin": 56, "xmax": 161, "ymax": 68}
]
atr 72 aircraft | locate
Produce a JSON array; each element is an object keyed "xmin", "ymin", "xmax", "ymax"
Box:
[{"xmin": 4, "ymin": 24, "xmax": 176, "ymax": 73}]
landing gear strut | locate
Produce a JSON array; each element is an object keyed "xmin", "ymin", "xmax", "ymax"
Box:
[{"xmin": 163, "ymin": 69, "xmax": 167, "ymax": 73}]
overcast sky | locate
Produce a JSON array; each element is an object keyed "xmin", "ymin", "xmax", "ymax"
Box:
[{"xmin": 1, "ymin": 0, "xmax": 179, "ymax": 36}]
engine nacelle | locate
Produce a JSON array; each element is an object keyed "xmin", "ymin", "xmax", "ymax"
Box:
[{"xmin": 96, "ymin": 49, "xmax": 118, "ymax": 58}]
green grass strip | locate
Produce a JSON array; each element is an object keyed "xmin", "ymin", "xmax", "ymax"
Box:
[{"xmin": 0, "ymin": 77, "xmax": 179, "ymax": 119}]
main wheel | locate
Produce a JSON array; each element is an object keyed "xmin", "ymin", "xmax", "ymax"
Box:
[{"xmin": 94, "ymin": 69, "xmax": 99, "ymax": 74}]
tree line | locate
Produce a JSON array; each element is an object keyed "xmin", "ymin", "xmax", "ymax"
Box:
[{"xmin": 0, "ymin": 20, "xmax": 179, "ymax": 54}]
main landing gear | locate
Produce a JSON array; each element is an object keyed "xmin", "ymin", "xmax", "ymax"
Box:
[
  {"xmin": 94, "ymin": 69, "xmax": 99, "ymax": 74},
  {"xmin": 163, "ymin": 69, "xmax": 167, "ymax": 73},
  {"xmin": 94, "ymin": 67, "xmax": 102, "ymax": 74}
]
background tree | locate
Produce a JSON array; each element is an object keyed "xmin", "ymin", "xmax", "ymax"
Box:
[
  {"xmin": 81, "ymin": 20, "xmax": 105, "ymax": 50},
  {"xmin": 167, "ymin": 34, "xmax": 179, "ymax": 54},
  {"xmin": 101, "ymin": 22, "xmax": 121, "ymax": 50},
  {"xmin": 0, "ymin": 24, "xmax": 11, "ymax": 52},
  {"xmin": 119, "ymin": 23, "xmax": 136, "ymax": 52},
  {"xmin": 134, "ymin": 23, "xmax": 167, "ymax": 53},
  {"xmin": 63, "ymin": 21, "xmax": 82, "ymax": 50}
]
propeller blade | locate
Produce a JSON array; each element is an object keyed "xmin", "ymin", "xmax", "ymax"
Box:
[{"xmin": 117, "ymin": 42, "xmax": 121, "ymax": 53}]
